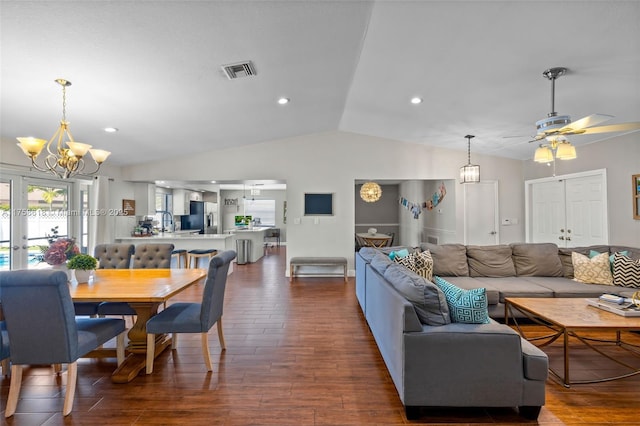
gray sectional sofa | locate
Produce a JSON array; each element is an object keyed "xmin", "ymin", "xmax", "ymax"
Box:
[
  {"xmin": 355, "ymin": 242, "xmax": 639, "ymax": 420},
  {"xmin": 356, "ymin": 247, "xmax": 549, "ymax": 420},
  {"xmin": 419, "ymin": 242, "xmax": 640, "ymax": 319}
]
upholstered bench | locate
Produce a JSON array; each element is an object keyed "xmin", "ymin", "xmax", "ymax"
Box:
[{"xmin": 289, "ymin": 257, "xmax": 348, "ymax": 282}]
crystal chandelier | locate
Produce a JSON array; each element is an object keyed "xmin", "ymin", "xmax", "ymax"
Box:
[
  {"xmin": 16, "ymin": 79, "xmax": 111, "ymax": 179},
  {"xmin": 360, "ymin": 182, "xmax": 382, "ymax": 202},
  {"xmin": 459, "ymin": 135, "xmax": 480, "ymax": 183}
]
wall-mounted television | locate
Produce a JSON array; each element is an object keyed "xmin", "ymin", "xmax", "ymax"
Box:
[{"xmin": 304, "ymin": 193, "xmax": 334, "ymax": 216}]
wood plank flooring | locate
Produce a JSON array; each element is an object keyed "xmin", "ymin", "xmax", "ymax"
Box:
[{"xmin": 1, "ymin": 246, "xmax": 640, "ymax": 425}]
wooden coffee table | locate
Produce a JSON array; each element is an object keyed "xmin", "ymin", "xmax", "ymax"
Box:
[{"xmin": 505, "ymin": 297, "xmax": 640, "ymax": 387}]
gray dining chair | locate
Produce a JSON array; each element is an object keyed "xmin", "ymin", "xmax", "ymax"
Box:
[
  {"xmin": 145, "ymin": 250, "xmax": 236, "ymax": 374},
  {"xmin": 94, "ymin": 243, "xmax": 135, "ymax": 269},
  {"xmin": 0, "ymin": 320, "xmax": 9, "ymax": 376},
  {"xmin": 97, "ymin": 243, "xmax": 175, "ymax": 318},
  {"xmin": 0, "ymin": 269, "xmax": 126, "ymax": 417}
]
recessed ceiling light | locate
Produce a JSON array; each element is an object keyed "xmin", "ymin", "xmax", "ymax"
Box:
[
  {"xmin": 104, "ymin": 127, "xmax": 119, "ymax": 133},
  {"xmin": 410, "ymin": 97, "xmax": 423, "ymax": 104},
  {"xmin": 210, "ymin": 180, "xmax": 216, "ymax": 183},
  {"xmin": 277, "ymin": 97, "xmax": 290, "ymax": 105}
]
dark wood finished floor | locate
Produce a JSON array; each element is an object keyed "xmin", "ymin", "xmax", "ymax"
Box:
[{"xmin": 1, "ymin": 246, "xmax": 640, "ymax": 425}]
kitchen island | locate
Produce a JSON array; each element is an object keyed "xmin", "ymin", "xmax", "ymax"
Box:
[
  {"xmin": 116, "ymin": 233, "xmax": 235, "ymax": 260},
  {"xmin": 116, "ymin": 227, "xmax": 272, "ymax": 264}
]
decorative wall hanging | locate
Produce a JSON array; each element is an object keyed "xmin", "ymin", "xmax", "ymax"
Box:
[
  {"xmin": 399, "ymin": 197, "xmax": 422, "ymax": 219},
  {"xmin": 423, "ymin": 182, "xmax": 447, "ymax": 211}
]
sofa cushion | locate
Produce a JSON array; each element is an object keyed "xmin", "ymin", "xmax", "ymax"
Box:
[
  {"xmin": 472, "ymin": 277, "xmax": 555, "ymax": 303},
  {"xmin": 420, "ymin": 243, "xmax": 469, "ymax": 276},
  {"xmin": 439, "ymin": 276, "xmax": 500, "ymax": 305},
  {"xmin": 558, "ymin": 245, "xmax": 609, "ymax": 278},
  {"xmin": 370, "ymin": 252, "xmax": 394, "ymax": 275},
  {"xmin": 434, "ymin": 276, "xmax": 490, "ymax": 324},
  {"xmin": 590, "ymin": 249, "xmax": 629, "ymax": 272},
  {"xmin": 520, "ymin": 276, "xmax": 620, "ymax": 298},
  {"xmin": 612, "ymin": 252, "xmax": 640, "ymax": 288},
  {"xmin": 510, "ymin": 243, "xmax": 563, "ymax": 277},
  {"xmin": 388, "ymin": 248, "xmax": 410, "ymax": 260},
  {"xmin": 466, "ymin": 245, "xmax": 516, "ymax": 277},
  {"xmin": 609, "ymin": 246, "xmax": 640, "ymax": 261},
  {"xmin": 383, "ymin": 263, "xmax": 450, "ymax": 326},
  {"xmin": 572, "ymin": 252, "xmax": 613, "ymax": 285},
  {"xmin": 395, "ymin": 250, "xmax": 433, "ymax": 281}
]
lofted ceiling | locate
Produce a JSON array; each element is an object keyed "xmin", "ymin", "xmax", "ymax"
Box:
[{"xmin": 1, "ymin": 1, "xmax": 639, "ymax": 168}]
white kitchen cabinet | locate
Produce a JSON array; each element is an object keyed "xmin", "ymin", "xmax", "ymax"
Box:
[
  {"xmin": 173, "ymin": 189, "xmax": 203, "ymax": 215},
  {"xmin": 133, "ymin": 183, "xmax": 157, "ymax": 216}
]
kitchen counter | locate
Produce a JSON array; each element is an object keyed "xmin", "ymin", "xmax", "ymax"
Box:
[{"xmin": 116, "ymin": 233, "xmax": 236, "ymax": 256}]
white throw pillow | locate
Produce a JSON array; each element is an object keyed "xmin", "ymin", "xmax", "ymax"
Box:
[{"xmin": 572, "ymin": 252, "xmax": 613, "ymax": 285}]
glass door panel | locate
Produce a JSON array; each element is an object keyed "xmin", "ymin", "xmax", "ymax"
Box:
[
  {"xmin": 25, "ymin": 182, "xmax": 71, "ymax": 269},
  {"xmin": 0, "ymin": 180, "xmax": 11, "ymax": 271}
]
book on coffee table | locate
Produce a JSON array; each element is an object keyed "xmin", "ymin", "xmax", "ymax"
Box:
[{"xmin": 586, "ymin": 298, "xmax": 640, "ymax": 317}]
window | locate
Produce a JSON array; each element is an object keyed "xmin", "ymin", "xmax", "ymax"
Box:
[{"xmin": 244, "ymin": 199, "xmax": 276, "ymax": 226}]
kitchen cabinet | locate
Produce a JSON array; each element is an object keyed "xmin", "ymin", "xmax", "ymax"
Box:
[
  {"xmin": 173, "ymin": 189, "xmax": 203, "ymax": 215},
  {"xmin": 133, "ymin": 183, "xmax": 157, "ymax": 216}
]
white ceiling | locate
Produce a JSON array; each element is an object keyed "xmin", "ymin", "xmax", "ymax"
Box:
[{"xmin": 2, "ymin": 1, "xmax": 639, "ymax": 168}]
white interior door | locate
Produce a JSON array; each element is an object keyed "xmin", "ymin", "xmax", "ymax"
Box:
[
  {"xmin": 565, "ymin": 174, "xmax": 607, "ymax": 246},
  {"xmin": 527, "ymin": 169, "xmax": 608, "ymax": 247},
  {"xmin": 464, "ymin": 181, "xmax": 499, "ymax": 245},
  {"xmin": 531, "ymin": 180, "xmax": 566, "ymax": 245}
]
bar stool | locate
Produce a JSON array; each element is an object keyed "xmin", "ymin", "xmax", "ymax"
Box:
[
  {"xmin": 171, "ymin": 249, "xmax": 188, "ymax": 268},
  {"xmin": 187, "ymin": 249, "xmax": 217, "ymax": 268}
]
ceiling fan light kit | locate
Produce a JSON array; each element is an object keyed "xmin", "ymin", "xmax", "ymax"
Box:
[{"xmin": 530, "ymin": 66, "xmax": 640, "ymax": 165}]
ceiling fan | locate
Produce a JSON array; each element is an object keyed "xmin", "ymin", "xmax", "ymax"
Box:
[{"xmin": 530, "ymin": 67, "xmax": 640, "ymax": 143}]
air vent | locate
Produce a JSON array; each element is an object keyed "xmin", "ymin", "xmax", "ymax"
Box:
[{"xmin": 221, "ymin": 61, "xmax": 256, "ymax": 80}]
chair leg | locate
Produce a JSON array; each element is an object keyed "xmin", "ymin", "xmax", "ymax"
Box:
[
  {"xmin": 5, "ymin": 364, "xmax": 23, "ymax": 418},
  {"xmin": 62, "ymin": 361, "xmax": 77, "ymax": 416},
  {"xmin": 54, "ymin": 363, "xmax": 62, "ymax": 374},
  {"xmin": 171, "ymin": 333, "xmax": 178, "ymax": 350},
  {"xmin": 217, "ymin": 319, "xmax": 226, "ymax": 350},
  {"xmin": 116, "ymin": 332, "xmax": 125, "ymax": 366},
  {"xmin": 1, "ymin": 358, "xmax": 9, "ymax": 377},
  {"xmin": 201, "ymin": 332, "xmax": 213, "ymax": 371}
]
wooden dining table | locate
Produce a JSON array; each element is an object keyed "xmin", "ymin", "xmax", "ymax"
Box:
[
  {"xmin": 70, "ymin": 268, "xmax": 207, "ymax": 383},
  {"xmin": 356, "ymin": 232, "xmax": 393, "ymax": 248}
]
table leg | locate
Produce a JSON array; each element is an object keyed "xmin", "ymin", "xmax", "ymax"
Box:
[
  {"xmin": 111, "ymin": 302, "xmax": 173, "ymax": 383},
  {"xmin": 563, "ymin": 328, "xmax": 570, "ymax": 387}
]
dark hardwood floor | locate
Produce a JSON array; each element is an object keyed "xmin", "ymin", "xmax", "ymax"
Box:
[{"xmin": 1, "ymin": 246, "xmax": 640, "ymax": 425}]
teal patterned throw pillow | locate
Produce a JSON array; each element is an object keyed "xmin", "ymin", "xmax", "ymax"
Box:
[{"xmin": 434, "ymin": 276, "xmax": 490, "ymax": 324}]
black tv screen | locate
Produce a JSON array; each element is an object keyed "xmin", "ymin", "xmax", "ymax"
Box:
[{"xmin": 304, "ymin": 193, "xmax": 333, "ymax": 216}]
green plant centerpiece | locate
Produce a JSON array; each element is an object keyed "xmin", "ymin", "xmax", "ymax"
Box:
[
  {"xmin": 67, "ymin": 254, "xmax": 97, "ymax": 270},
  {"xmin": 67, "ymin": 254, "xmax": 97, "ymax": 284}
]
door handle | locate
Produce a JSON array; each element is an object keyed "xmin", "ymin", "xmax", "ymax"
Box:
[
  {"xmin": 559, "ymin": 236, "xmax": 565, "ymax": 240},
  {"xmin": 566, "ymin": 237, "xmax": 571, "ymax": 241},
  {"xmin": 12, "ymin": 245, "xmax": 20, "ymax": 250},
  {"xmin": 560, "ymin": 229, "xmax": 564, "ymax": 233},
  {"xmin": 489, "ymin": 231, "xmax": 497, "ymax": 235},
  {"xmin": 22, "ymin": 245, "xmax": 28, "ymax": 249}
]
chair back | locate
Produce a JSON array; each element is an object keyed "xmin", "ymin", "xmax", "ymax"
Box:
[
  {"xmin": 132, "ymin": 244, "xmax": 174, "ymax": 268},
  {"xmin": 94, "ymin": 243, "xmax": 134, "ymax": 269},
  {"xmin": 0, "ymin": 320, "xmax": 9, "ymax": 362},
  {"xmin": 200, "ymin": 250, "xmax": 236, "ymax": 329},
  {"xmin": 0, "ymin": 270, "xmax": 79, "ymax": 364}
]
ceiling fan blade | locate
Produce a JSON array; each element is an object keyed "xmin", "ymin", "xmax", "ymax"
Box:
[
  {"xmin": 570, "ymin": 122, "xmax": 640, "ymax": 135},
  {"xmin": 557, "ymin": 114, "xmax": 614, "ymax": 134}
]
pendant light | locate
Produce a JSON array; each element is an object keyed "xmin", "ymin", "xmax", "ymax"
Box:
[
  {"xmin": 459, "ymin": 135, "xmax": 480, "ymax": 183},
  {"xmin": 360, "ymin": 182, "xmax": 382, "ymax": 202}
]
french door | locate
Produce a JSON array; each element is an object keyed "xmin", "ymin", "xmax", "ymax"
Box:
[
  {"xmin": 0, "ymin": 172, "xmax": 88, "ymax": 270},
  {"xmin": 526, "ymin": 169, "xmax": 608, "ymax": 247}
]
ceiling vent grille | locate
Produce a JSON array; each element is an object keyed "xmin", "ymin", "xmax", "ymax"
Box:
[{"xmin": 221, "ymin": 61, "xmax": 256, "ymax": 80}]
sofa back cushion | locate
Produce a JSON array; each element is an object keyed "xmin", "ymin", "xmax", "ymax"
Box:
[
  {"xmin": 383, "ymin": 263, "xmax": 450, "ymax": 326},
  {"xmin": 370, "ymin": 252, "xmax": 394, "ymax": 275},
  {"xmin": 420, "ymin": 243, "xmax": 469, "ymax": 276},
  {"xmin": 466, "ymin": 245, "xmax": 516, "ymax": 277},
  {"xmin": 510, "ymin": 243, "xmax": 563, "ymax": 277}
]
